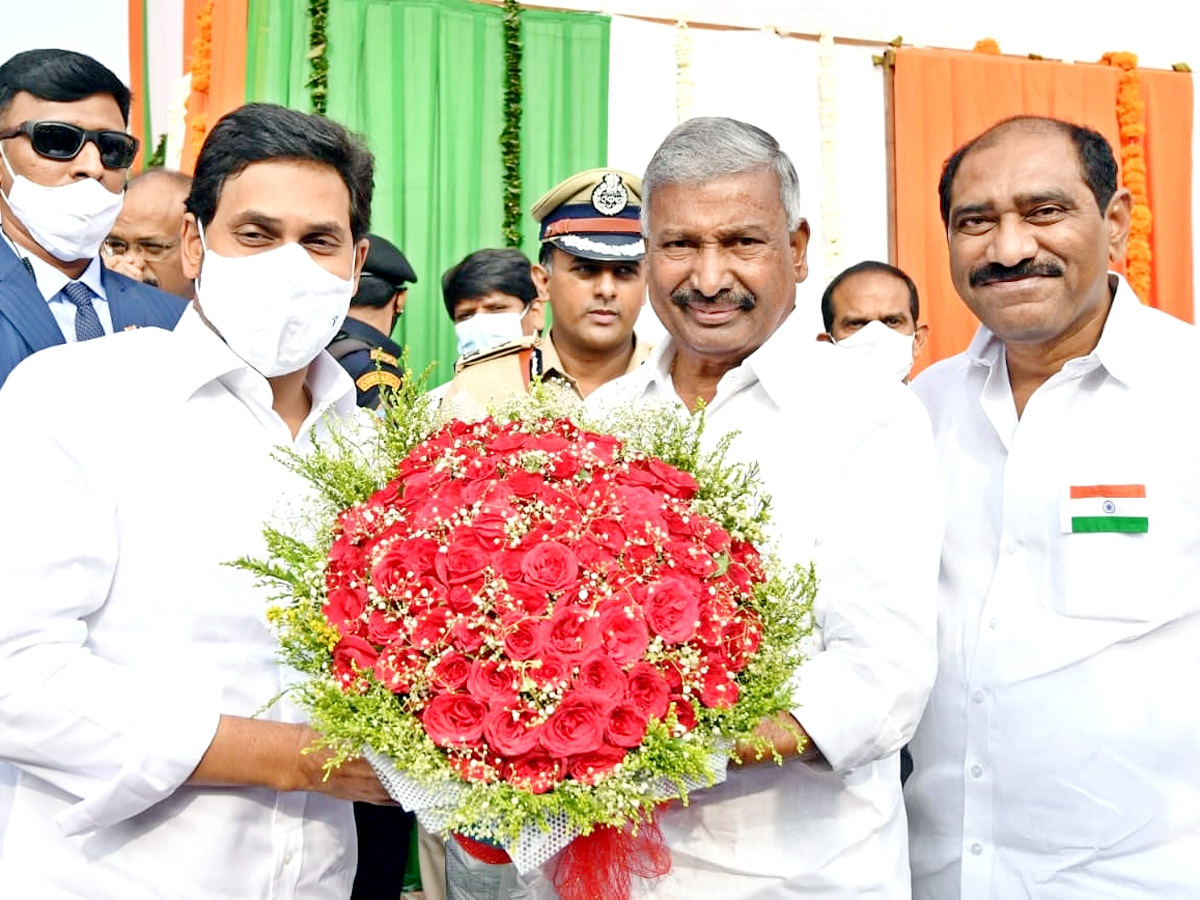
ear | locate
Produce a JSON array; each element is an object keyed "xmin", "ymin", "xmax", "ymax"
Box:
[
  {"xmin": 526, "ymin": 297, "xmax": 546, "ymax": 334},
  {"xmin": 815, "ymin": 332, "xmax": 834, "ymax": 343},
  {"xmin": 913, "ymin": 323, "xmax": 929, "ymax": 358},
  {"xmin": 1105, "ymin": 187, "xmax": 1133, "ymax": 264},
  {"xmin": 531, "ymin": 263, "xmax": 550, "ymax": 303},
  {"xmin": 790, "ymin": 219, "xmax": 811, "ymax": 283},
  {"xmin": 180, "ymin": 213, "xmax": 203, "ymax": 280},
  {"xmin": 393, "ymin": 288, "xmax": 408, "ymax": 316},
  {"xmin": 351, "ymin": 237, "xmax": 370, "ymax": 291}
]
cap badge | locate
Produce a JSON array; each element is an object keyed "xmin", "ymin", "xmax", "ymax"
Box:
[{"xmin": 591, "ymin": 173, "xmax": 629, "ymax": 216}]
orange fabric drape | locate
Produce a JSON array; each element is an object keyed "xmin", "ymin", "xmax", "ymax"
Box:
[
  {"xmin": 180, "ymin": 0, "xmax": 249, "ymax": 173},
  {"xmin": 892, "ymin": 47, "xmax": 1193, "ymax": 375},
  {"xmin": 126, "ymin": 0, "xmax": 146, "ymax": 170}
]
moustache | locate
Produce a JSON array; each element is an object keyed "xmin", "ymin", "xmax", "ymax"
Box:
[
  {"xmin": 670, "ymin": 289, "xmax": 756, "ymax": 311},
  {"xmin": 969, "ymin": 260, "xmax": 1064, "ymax": 287}
]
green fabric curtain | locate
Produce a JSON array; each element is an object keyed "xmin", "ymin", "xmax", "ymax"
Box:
[{"xmin": 243, "ymin": 0, "xmax": 610, "ymax": 384}]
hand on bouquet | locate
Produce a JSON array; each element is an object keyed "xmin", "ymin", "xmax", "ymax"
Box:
[
  {"xmin": 291, "ymin": 725, "xmax": 397, "ymax": 805},
  {"xmin": 734, "ymin": 712, "xmax": 823, "ymax": 766}
]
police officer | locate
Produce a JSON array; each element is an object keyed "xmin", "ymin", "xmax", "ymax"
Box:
[
  {"xmin": 530, "ymin": 168, "xmax": 650, "ymax": 397},
  {"xmin": 327, "ymin": 233, "xmax": 415, "ymax": 408}
]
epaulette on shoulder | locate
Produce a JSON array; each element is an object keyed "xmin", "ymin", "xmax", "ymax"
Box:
[{"xmin": 455, "ymin": 335, "xmax": 541, "ymax": 373}]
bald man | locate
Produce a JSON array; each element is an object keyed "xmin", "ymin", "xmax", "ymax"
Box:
[{"xmin": 103, "ymin": 168, "xmax": 193, "ymax": 299}]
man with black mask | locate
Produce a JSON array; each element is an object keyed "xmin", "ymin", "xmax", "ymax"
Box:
[{"xmin": 327, "ymin": 232, "xmax": 415, "ymax": 407}]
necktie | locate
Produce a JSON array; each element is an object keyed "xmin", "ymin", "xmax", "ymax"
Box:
[{"xmin": 61, "ymin": 281, "xmax": 105, "ymax": 341}]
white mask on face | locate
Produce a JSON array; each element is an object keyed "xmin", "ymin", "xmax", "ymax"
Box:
[
  {"xmin": 835, "ymin": 319, "xmax": 917, "ymax": 381},
  {"xmin": 0, "ymin": 144, "xmax": 124, "ymax": 262},
  {"xmin": 195, "ymin": 224, "xmax": 355, "ymax": 377},
  {"xmin": 455, "ymin": 308, "xmax": 527, "ymax": 358}
]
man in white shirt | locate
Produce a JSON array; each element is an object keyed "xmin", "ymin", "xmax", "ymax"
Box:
[
  {"xmin": 566, "ymin": 116, "xmax": 939, "ymax": 898},
  {"xmin": 906, "ymin": 116, "xmax": 1200, "ymax": 898},
  {"xmin": 0, "ymin": 102, "xmax": 392, "ymax": 898}
]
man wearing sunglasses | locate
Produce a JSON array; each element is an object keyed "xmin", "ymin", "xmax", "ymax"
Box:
[{"xmin": 0, "ymin": 49, "xmax": 186, "ymax": 387}]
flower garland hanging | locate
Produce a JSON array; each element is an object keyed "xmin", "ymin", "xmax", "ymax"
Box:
[
  {"xmin": 972, "ymin": 39, "xmax": 1001, "ymax": 55},
  {"xmin": 1100, "ymin": 51, "xmax": 1153, "ymax": 303},
  {"xmin": 674, "ymin": 20, "xmax": 693, "ymax": 123},
  {"xmin": 500, "ymin": 0, "xmax": 523, "ymax": 247},
  {"xmin": 307, "ymin": 0, "xmax": 331, "ymax": 116},
  {"xmin": 185, "ymin": 0, "xmax": 215, "ymax": 161},
  {"xmin": 816, "ymin": 33, "xmax": 842, "ymax": 279}
]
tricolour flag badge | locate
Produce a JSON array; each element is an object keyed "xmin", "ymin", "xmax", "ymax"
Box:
[{"xmin": 1061, "ymin": 484, "xmax": 1148, "ymax": 534}]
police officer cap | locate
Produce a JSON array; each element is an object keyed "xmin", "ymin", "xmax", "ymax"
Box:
[
  {"xmin": 530, "ymin": 168, "xmax": 644, "ymax": 262},
  {"xmin": 363, "ymin": 234, "xmax": 418, "ymax": 287}
]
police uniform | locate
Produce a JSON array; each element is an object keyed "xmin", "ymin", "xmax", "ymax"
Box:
[
  {"xmin": 327, "ymin": 233, "xmax": 415, "ymax": 409},
  {"xmin": 439, "ymin": 169, "xmax": 650, "ymax": 419}
]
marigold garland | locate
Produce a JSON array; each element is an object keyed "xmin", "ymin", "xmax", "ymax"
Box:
[
  {"xmin": 184, "ymin": 0, "xmax": 214, "ymax": 162},
  {"xmin": 500, "ymin": 0, "xmax": 523, "ymax": 247},
  {"xmin": 973, "ymin": 38, "xmax": 1001, "ymax": 55},
  {"xmin": 1100, "ymin": 51, "xmax": 1153, "ymax": 303}
]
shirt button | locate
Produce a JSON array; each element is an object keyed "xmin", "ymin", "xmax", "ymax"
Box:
[
  {"xmin": 283, "ymin": 851, "xmax": 294, "ymax": 865},
  {"xmin": 970, "ymin": 764, "xmax": 983, "ymax": 778},
  {"xmin": 972, "ymin": 690, "xmax": 985, "ymax": 703},
  {"xmin": 970, "ymin": 842, "xmax": 983, "ymax": 856},
  {"xmin": 988, "ymin": 617, "xmax": 998, "ymax": 629},
  {"xmin": 1004, "ymin": 540, "xmax": 1019, "ymax": 554}
]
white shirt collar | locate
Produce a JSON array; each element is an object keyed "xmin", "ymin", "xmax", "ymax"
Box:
[{"xmin": 0, "ymin": 223, "xmax": 107, "ymax": 302}]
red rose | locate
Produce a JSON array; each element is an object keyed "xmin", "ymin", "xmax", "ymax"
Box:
[
  {"xmin": 720, "ymin": 609, "xmax": 763, "ymax": 672},
  {"xmin": 702, "ymin": 524, "xmax": 732, "ymax": 555},
  {"xmin": 546, "ymin": 604, "xmax": 601, "ymax": 659},
  {"xmin": 578, "ymin": 431, "xmax": 621, "ymax": 465},
  {"xmin": 422, "ymin": 692, "xmax": 487, "ymax": 747},
  {"xmin": 503, "ymin": 580, "xmax": 552, "ymax": 618},
  {"xmin": 430, "ymin": 651, "xmax": 472, "ymax": 691},
  {"xmin": 503, "ymin": 751, "xmax": 563, "ymax": 794},
  {"xmin": 644, "ymin": 577, "xmax": 700, "ymax": 643},
  {"xmin": 668, "ymin": 696, "xmax": 697, "ymax": 732},
  {"xmin": 620, "ymin": 486, "xmax": 667, "ymax": 532},
  {"xmin": 696, "ymin": 593, "xmax": 738, "ymax": 646},
  {"xmin": 372, "ymin": 537, "xmax": 439, "ymax": 597},
  {"xmin": 411, "ymin": 607, "xmax": 453, "ymax": 650},
  {"xmin": 503, "ymin": 617, "xmax": 546, "ymax": 661},
  {"xmin": 567, "ymin": 744, "xmax": 627, "ymax": 785},
  {"xmin": 506, "ymin": 470, "xmax": 544, "ymax": 497},
  {"xmin": 605, "ymin": 703, "xmax": 649, "ymax": 748},
  {"xmin": 528, "ymin": 432, "xmax": 571, "ymax": 454},
  {"xmin": 493, "ymin": 549, "xmax": 528, "ymax": 585},
  {"xmin": 625, "ymin": 662, "xmax": 671, "ymax": 719},
  {"xmin": 699, "ymin": 664, "xmax": 739, "ymax": 709},
  {"xmin": 520, "ymin": 542, "xmax": 579, "ymax": 592},
  {"xmin": 647, "ymin": 458, "xmax": 698, "ymax": 498},
  {"xmin": 483, "ymin": 702, "xmax": 542, "ymax": 757},
  {"xmin": 450, "ymin": 615, "xmax": 489, "ymax": 654},
  {"xmin": 573, "ymin": 655, "xmax": 628, "ymax": 711},
  {"xmin": 472, "ymin": 508, "xmax": 511, "ymax": 548},
  {"xmin": 434, "ymin": 536, "xmax": 491, "ymax": 585},
  {"xmin": 446, "ymin": 585, "xmax": 478, "ymax": 615},
  {"xmin": 467, "ymin": 658, "xmax": 520, "ymax": 705},
  {"xmin": 526, "ymin": 653, "xmax": 571, "ymax": 691},
  {"xmin": 540, "ymin": 695, "xmax": 607, "ymax": 756},
  {"xmin": 588, "ymin": 518, "xmax": 627, "ymax": 554},
  {"xmin": 669, "ymin": 541, "xmax": 718, "ymax": 578},
  {"xmin": 324, "ymin": 586, "xmax": 368, "ymax": 635},
  {"xmin": 327, "ymin": 539, "xmax": 366, "ymax": 583},
  {"xmin": 374, "ymin": 645, "xmax": 426, "ymax": 693},
  {"xmin": 332, "ymin": 636, "xmax": 379, "ymax": 691},
  {"xmin": 656, "ymin": 657, "xmax": 684, "ymax": 693},
  {"xmin": 366, "ymin": 609, "xmax": 406, "ymax": 645},
  {"xmin": 547, "ymin": 452, "xmax": 580, "ymax": 480}
]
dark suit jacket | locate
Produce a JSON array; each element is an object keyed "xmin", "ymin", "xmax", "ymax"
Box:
[{"xmin": 0, "ymin": 239, "xmax": 188, "ymax": 388}]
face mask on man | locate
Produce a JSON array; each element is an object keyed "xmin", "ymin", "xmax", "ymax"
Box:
[
  {"xmin": 0, "ymin": 145, "xmax": 124, "ymax": 262},
  {"xmin": 835, "ymin": 319, "xmax": 916, "ymax": 381},
  {"xmin": 454, "ymin": 307, "xmax": 529, "ymax": 358},
  {"xmin": 195, "ymin": 223, "xmax": 355, "ymax": 377}
]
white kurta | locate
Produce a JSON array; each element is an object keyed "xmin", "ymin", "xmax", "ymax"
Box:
[
  {"xmin": 907, "ymin": 275, "xmax": 1200, "ymax": 898},
  {"xmin": 0, "ymin": 307, "xmax": 361, "ymax": 899},
  {"xmin": 579, "ymin": 309, "xmax": 943, "ymax": 898}
]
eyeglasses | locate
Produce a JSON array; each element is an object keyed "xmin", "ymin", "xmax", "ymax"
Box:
[
  {"xmin": 0, "ymin": 121, "xmax": 139, "ymax": 170},
  {"xmin": 102, "ymin": 238, "xmax": 179, "ymax": 261}
]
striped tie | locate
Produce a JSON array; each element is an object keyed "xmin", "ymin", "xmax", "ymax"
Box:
[{"xmin": 61, "ymin": 281, "xmax": 105, "ymax": 341}]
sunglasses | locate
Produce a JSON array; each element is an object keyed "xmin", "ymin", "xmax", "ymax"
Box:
[{"xmin": 0, "ymin": 120, "xmax": 139, "ymax": 170}]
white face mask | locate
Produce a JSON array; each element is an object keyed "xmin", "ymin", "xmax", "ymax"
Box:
[
  {"xmin": 195, "ymin": 225, "xmax": 355, "ymax": 377},
  {"xmin": 835, "ymin": 320, "xmax": 916, "ymax": 381},
  {"xmin": 0, "ymin": 145, "xmax": 125, "ymax": 262},
  {"xmin": 455, "ymin": 309, "xmax": 527, "ymax": 358}
]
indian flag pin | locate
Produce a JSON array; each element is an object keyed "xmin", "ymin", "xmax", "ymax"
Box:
[{"xmin": 1061, "ymin": 484, "xmax": 1148, "ymax": 534}]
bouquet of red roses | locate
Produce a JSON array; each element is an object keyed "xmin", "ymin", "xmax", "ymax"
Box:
[{"xmin": 245, "ymin": 386, "xmax": 814, "ymax": 899}]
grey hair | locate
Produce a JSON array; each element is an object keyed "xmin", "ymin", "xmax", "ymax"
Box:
[{"xmin": 641, "ymin": 117, "xmax": 803, "ymax": 233}]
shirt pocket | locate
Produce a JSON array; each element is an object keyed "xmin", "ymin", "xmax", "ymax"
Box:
[{"xmin": 1053, "ymin": 530, "xmax": 1155, "ymax": 622}]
